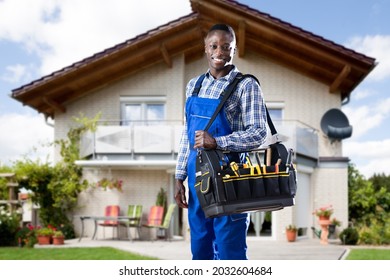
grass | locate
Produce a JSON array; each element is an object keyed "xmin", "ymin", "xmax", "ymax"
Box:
[
  {"xmin": 0, "ymin": 247, "xmax": 158, "ymax": 260},
  {"xmin": 345, "ymin": 248, "xmax": 390, "ymax": 260},
  {"xmin": 1, "ymin": 246, "xmax": 389, "ymax": 260}
]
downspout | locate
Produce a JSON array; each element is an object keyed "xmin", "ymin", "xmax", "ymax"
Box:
[
  {"xmin": 44, "ymin": 114, "xmax": 55, "ymax": 127},
  {"xmin": 341, "ymin": 93, "xmax": 351, "ymax": 106}
]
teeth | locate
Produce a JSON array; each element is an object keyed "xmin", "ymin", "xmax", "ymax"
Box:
[{"xmin": 213, "ymin": 58, "xmax": 224, "ymax": 62}]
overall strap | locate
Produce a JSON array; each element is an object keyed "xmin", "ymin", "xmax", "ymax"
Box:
[
  {"xmin": 203, "ymin": 73, "xmax": 244, "ymax": 131},
  {"xmin": 192, "ymin": 74, "xmax": 206, "ymax": 96}
]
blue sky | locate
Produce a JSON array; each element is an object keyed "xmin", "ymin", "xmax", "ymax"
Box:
[{"xmin": 0, "ymin": 0, "xmax": 389, "ymax": 178}]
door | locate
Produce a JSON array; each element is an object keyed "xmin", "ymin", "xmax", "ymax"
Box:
[{"xmin": 295, "ymin": 171, "xmax": 311, "ymax": 237}]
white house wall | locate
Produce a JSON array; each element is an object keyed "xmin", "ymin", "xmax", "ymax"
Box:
[
  {"xmin": 55, "ymin": 51, "xmax": 347, "ymax": 241},
  {"xmin": 75, "ymin": 169, "xmax": 170, "ymax": 240}
]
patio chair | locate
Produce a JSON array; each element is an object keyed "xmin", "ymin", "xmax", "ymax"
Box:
[
  {"xmin": 120, "ymin": 204, "xmax": 143, "ymax": 240},
  {"xmin": 98, "ymin": 205, "xmax": 120, "ymax": 239},
  {"xmin": 143, "ymin": 205, "xmax": 164, "ymax": 227},
  {"xmin": 143, "ymin": 204, "xmax": 177, "ymax": 241}
]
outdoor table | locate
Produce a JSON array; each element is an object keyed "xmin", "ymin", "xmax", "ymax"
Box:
[{"xmin": 78, "ymin": 216, "xmax": 139, "ymax": 242}]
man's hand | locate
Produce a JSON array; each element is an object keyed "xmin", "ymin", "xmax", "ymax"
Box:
[
  {"xmin": 194, "ymin": 130, "xmax": 217, "ymax": 149},
  {"xmin": 175, "ymin": 180, "xmax": 188, "ymax": 209}
]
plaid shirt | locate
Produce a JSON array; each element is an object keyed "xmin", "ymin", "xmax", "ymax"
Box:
[{"xmin": 175, "ymin": 66, "xmax": 267, "ymax": 181}]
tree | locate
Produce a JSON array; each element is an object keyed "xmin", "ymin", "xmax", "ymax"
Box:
[{"xmin": 348, "ymin": 163, "xmax": 390, "ymax": 244}]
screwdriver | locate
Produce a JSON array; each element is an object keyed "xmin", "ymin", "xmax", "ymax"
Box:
[{"xmin": 230, "ymin": 162, "xmax": 240, "ymax": 177}]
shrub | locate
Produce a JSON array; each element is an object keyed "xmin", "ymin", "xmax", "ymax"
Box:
[
  {"xmin": 357, "ymin": 219, "xmax": 390, "ymax": 245},
  {"xmin": 15, "ymin": 224, "xmax": 37, "ymax": 247},
  {"xmin": 339, "ymin": 227, "xmax": 359, "ymax": 245},
  {"xmin": 58, "ymin": 223, "xmax": 76, "ymax": 239},
  {"xmin": 0, "ymin": 206, "xmax": 21, "ymax": 247}
]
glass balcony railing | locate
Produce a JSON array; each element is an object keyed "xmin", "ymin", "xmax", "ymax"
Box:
[
  {"xmin": 79, "ymin": 120, "xmax": 183, "ymax": 159},
  {"xmin": 79, "ymin": 120, "xmax": 318, "ymax": 160}
]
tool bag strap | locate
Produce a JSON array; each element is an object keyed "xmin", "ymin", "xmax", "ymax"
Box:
[{"xmin": 203, "ymin": 73, "xmax": 279, "ymax": 139}]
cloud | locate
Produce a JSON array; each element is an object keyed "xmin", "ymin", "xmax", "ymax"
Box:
[
  {"xmin": 343, "ymin": 97, "xmax": 390, "ymax": 139},
  {"xmin": 0, "ymin": 0, "xmax": 192, "ymax": 76},
  {"xmin": 352, "ymin": 88, "xmax": 378, "ymax": 101},
  {"xmin": 0, "ymin": 113, "xmax": 53, "ymax": 166},
  {"xmin": 346, "ymin": 34, "xmax": 390, "ymax": 82},
  {"xmin": 344, "ymin": 139, "xmax": 390, "ymax": 178},
  {"xmin": 1, "ymin": 64, "xmax": 26, "ymax": 83},
  {"xmin": 0, "ymin": 64, "xmax": 34, "ymax": 83}
]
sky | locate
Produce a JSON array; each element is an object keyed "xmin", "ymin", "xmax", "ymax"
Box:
[{"xmin": 0, "ymin": 0, "xmax": 389, "ymax": 179}]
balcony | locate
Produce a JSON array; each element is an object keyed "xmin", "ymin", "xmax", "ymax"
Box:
[
  {"xmin": 76, "ymin": 120, "xmax": 318, "ymax": 169},
  {"xmin": 272, "ymin": 120, "xmax": 319, "ymax": 160}
]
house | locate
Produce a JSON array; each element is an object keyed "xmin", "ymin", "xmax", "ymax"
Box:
[{"xmin": 11, "ymin": 0, "xmax": 376, "ymax": 241}]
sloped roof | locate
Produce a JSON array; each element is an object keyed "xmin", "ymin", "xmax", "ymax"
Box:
[{"xmin": 11, "ymin": 0, "xmax": 376, "ymax": 119}]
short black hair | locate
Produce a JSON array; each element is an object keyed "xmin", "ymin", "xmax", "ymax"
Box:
[{"xmin": 206, "ymin": 23, "xmax": 236, "ymax": 42}]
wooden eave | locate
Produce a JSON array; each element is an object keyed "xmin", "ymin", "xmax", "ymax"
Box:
[{"xmin": 11, "ymin": 0, "xmax": 376, "ymax": 119}]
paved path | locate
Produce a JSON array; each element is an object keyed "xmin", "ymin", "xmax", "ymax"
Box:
[{"xmin": 56, "ymin": 237, "xmax": 347, "ymax": 260}]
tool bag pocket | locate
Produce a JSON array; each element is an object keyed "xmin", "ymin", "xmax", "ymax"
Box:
[
  {"xmin": 221, "ymin": 168, "xmax": 253, "ymax": 201},
  {"xmin": 195, "ymin": 161, "xmax": 216, "ymax": 209}
]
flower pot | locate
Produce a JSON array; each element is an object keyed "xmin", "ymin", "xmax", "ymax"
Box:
[
  {"xmin": 286, "ymin": 230, "xmax": 297, "ymax": 242},
  {"xmin": 318, "ymin": 216, "xmax": 330, "ymax": 221},
  {"xmin": 52, "ymin": 236, "xmax": 65, "ymax": 245},
  {"xmin": 37, "ymin": 235, "xmax": 51, "ymax": 245}
]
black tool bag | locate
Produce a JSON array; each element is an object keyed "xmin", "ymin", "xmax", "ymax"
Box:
[{"xmin": 194, "ymin": 74, "xmax": 297, "ymax": 218}]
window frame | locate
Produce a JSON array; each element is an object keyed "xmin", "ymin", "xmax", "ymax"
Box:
[{"xmin": 120, "ymin": 96, "xmax": 166, "ymax": 126}]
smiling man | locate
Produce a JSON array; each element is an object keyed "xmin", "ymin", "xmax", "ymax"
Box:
[{"xmin": 174, "ymin": 23, "xmax": 268, "ymax": 260}]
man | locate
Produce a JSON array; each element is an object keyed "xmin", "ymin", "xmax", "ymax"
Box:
[{"xmin": 175, "ymin": 24, "xmax": 267, "ymax": 260}]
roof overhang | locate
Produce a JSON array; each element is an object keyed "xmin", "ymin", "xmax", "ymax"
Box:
[{"xmin": 11, "ymin": 0, "xmax": 376, "ymax": 119}]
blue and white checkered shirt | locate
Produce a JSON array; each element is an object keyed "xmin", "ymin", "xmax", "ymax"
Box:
[{"xmin": 175, "ymin": 66, "xmax": 267, "ymax": 181}]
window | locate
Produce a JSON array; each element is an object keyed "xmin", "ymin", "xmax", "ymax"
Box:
[
  {"xmin": 120, "ymin": 96, "xmax": 166, "ymax": 126},
  {"xmin": 267, "ymin": 102, "xmax": 284, "ymax": 121},
  {"xmin": 268, "ymin": 108, "xmax": 282, "ymax": 120}
]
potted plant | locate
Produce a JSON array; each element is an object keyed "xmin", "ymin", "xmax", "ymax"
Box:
[
  {"xmin": 313, "ymin": 205, "xmax": 334, "ymax": 220},
  {"xmin": 52, "ymin": 230, "xmax": 65, "ymax": 245},
  {"xmin": 36, "ymin": 227, "xmax": 54, "ymax": 245},
  {"xmin": 155, "ymin": 188, "xmax": 167, "ymax": 239},
  {"xmin": 96, "ymin": 177, "xmax": 123, "ymax": 192},
  {"xmin": 285, "ymin": 224, "xmax": 297, "ymax": 242},
  {"xmin": 16, "ymin": 223, "xmax": 37, "ymax": 248},
  {"xmin": 328, "ymin": 217, "xmax": 341, "ymax": 238}
]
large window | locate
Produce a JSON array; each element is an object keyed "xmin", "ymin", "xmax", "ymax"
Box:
[{"xmin": 120, "ymin": 96, "xmax": 166, "ymax": 126}]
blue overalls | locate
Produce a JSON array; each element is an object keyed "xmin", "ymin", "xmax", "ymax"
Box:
[{"xmin": 186, "ymin": 74, "xmax": 249, "ymax": 260}]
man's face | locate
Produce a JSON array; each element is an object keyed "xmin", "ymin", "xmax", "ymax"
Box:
[{"xmin": 204, "ymin": 30, "xmax": 236, "ymax": 76}]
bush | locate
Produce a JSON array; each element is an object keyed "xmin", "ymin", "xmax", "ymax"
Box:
[
  {"xmin": 15, "ymin": 224, "xmax": 37, "ymax": 247},
  {"xmin": 0, "ymin": 206, "xmax": 21, "ymax": 247},
  {"xmin": 357, "ymin": 219, "xmax": 390, "ymax": 245},
  {"xmin": 58, "ymin": 223, "xmax": 76, "ymax": 239},
  {"xmin": 339, "ymin": 227, "xmax": 359, "ymax": 245}
]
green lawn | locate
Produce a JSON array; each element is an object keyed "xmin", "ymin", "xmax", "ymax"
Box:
[
  {"xmin": 345, "ymin": 248, "xmax": 390, "ymax": 260},
  {"xmin": 1, "ymin": 246, "xmax": 389, "ymax": 260},
  {"xmin": 0, "ymin": 247, "xmax": 158, "ymax": 260}
]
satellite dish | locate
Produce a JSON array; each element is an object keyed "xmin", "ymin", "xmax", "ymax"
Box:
[{"xmin": 320, "ymin": 108, "xmax": 353, "ymax": 140}]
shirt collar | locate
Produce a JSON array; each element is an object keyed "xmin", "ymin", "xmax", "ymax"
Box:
[{"xmin": 205, "ymin": 66, "xmax": 240, "ymax": 83}]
